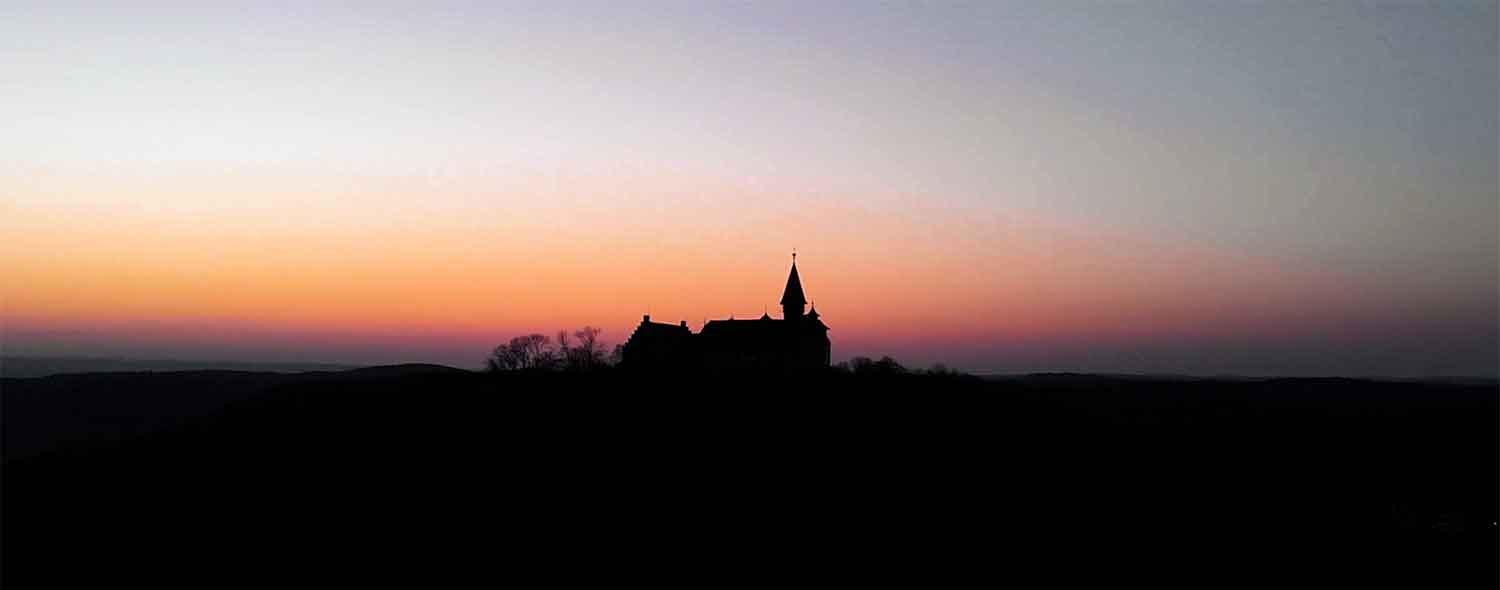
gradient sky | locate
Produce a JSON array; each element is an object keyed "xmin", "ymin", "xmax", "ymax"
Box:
[{"xmin": 3, "ymin": 1, "xmax": 1497, "ymax": 375}]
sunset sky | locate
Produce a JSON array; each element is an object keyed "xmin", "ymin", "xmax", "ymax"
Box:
[{"xmin": 4, "ymin": 1, "xmax": 1497, "ymax": 376}]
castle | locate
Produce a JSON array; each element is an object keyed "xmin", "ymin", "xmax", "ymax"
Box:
[{"xmin": 621, "ymin": 255, "xmax": 831, "ymax": 371}]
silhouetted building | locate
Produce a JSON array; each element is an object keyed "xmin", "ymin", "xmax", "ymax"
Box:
[{"xmin": 622, "ymin": 255, "xmax": 831, "ymax": 371}]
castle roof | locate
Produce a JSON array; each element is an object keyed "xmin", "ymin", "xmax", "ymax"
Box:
[
  {"xmin": 780, "ymin": 259, "xmax": 807, "ymax": 307},
  {"xmin": 700, "ymin": 315, "xmax": 826, "ymax": 337},
  {"xmin": 631, "ymin": 315, "xmax": 691, "ymax": 336},
  {"xmin": 701, "ymin": 318, "xmax": 771, "ymax": 338}
]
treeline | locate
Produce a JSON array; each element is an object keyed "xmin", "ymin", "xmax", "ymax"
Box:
[
  {"xmin": 486, "ymin": 329, "xmax": 962, "ymax": 376},
  {"xmin": 836, "ymin": 355, "xmax": 964, "ymax": 377},
  {"xmin": 486, "ymin": 327, "xmax": 619, "ymax": 372}
]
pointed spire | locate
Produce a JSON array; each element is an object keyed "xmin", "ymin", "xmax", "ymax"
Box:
[
  {"xmin": 780, "ymin": 251, "xmax": 807, "ymax": 321},
  {"xmin": 780, "ymin": 253, "xmax": 807, "ymax": 307}
]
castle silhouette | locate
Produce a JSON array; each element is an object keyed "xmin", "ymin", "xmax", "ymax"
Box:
[{"xmin": 621, "ymin": 254, "xmax": 831, "ymax": 370}]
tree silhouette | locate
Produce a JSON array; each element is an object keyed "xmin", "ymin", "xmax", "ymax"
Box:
[
  {"xmin": 565, "ymin": 326, "xmax": 605, "ymax": 371},
  {"xmin": 488, "ymin": 327, "xmax": 613, "ymax": 372},
  {"xmin": 848, "ymin": 356, "xmax": 906, "ymax": 375},
  {"xmin": 925, "ymin": 363, "xmax": 961, "ymax": 376},
  {"xmin": 486, "ymin": 334, "xmax": 554, "ymax": 371}
]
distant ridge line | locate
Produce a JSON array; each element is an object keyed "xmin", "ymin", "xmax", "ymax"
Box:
[
  {"xmin": 1, "ymin": 356, "xmax": 369, "ymax": 379},
  {"xmin": 978, "ymin": 372, "xmax": 1498, "ymax": 385}
]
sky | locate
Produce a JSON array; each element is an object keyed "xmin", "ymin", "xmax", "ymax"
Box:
[{"xmin": 3, "ymin": 0, "xmax": 1496, "ymax": 376}]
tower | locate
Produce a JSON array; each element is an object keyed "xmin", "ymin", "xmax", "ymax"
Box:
[{"xmin": 780, "ymin": 252, "xmax": 807, "ymax": 320}]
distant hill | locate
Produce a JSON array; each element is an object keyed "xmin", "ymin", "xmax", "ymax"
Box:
[
  {"xmin": 0, "ymin": 355, "xmax": 365, "ymax": 378},
  {"xmin": 0, "ymin": 363, "xmax": 467, "ymax": 461},
  {"xmin": 338, "ymin": 363, "xmax": 472, "ymax": 377},
  {"xmin": 981, "ymin": 372, "xmax": 1500, "ymax": 385}
]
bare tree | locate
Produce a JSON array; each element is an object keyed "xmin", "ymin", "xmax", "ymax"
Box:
[
  {"xmin": 555, "ymin": 330, "xmax": 571, "ymax": 362},
  {"xmin": 489, "ymin": 327, "xmax": 612, "ymax": 373},
  {"xmin": 560, "ymin": 326, "xmax": 604, "ymax": 371},
  {"xmin": 575, "ymin": 326, "xmax": 603, "ymax": 367},
  {"xmin": 521, "ymin": 334, "xmax": 553, "ymax": 368},
  {"xmin": 486, "ymin": 333, "xmax": 553, "ymax": 371},
  {"xmin": 849, "ymin": 356, "xmax": 906, "ymax": 375},
  {"xmin": 926, "ymin": 363, "xmax": 962, "ymax": 376},
  {"xmin": 874, "ymin": 356, "xmax": 907, "ymax": 374}
]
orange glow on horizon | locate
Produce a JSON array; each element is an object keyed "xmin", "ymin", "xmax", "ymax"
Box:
[{"xmin": 3, "ymin": 163, "xmax": 1379, "ymax": 368}]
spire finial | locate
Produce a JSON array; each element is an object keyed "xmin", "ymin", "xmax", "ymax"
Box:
[{"xmin": 792, "ymin": 248, "xmax": 796, "ymax": 264}]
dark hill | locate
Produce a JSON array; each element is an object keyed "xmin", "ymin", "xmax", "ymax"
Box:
[
  {"xmin": 1, "ymin": 364, "xmax": 465, "ymax": 462},
  {"xmin": 3, "ymin": 369, "xmax": 1495, "ymax": 587},
  {"xmin": 336, "ymin": 362, "xmax": 472, "ymax": 377},
  {"xmin": 0, "ymin": 355, "xmax": 364, "ymax": 377}
]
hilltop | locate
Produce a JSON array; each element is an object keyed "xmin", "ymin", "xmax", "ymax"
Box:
[{"xmin": 3, "ymin": 366, "xmax": 1495, "ymax": 587}]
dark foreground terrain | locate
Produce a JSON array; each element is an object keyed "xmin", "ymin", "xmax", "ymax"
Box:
[{"xmin": 3, "ymin": 366, "xmax": 1496, "ymax": 588}]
